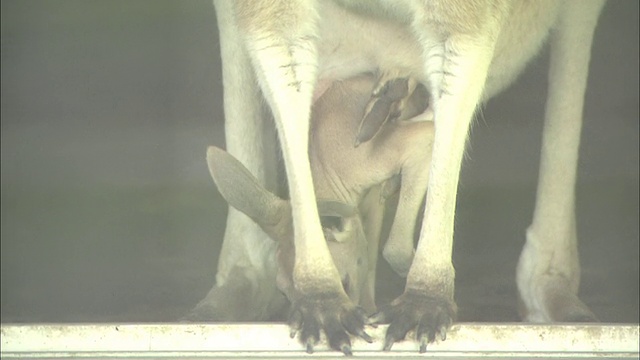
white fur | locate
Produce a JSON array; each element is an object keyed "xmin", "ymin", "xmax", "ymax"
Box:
[{"xmin": 192, "ymin": 0, "xmax": 606, "ymax": 341}]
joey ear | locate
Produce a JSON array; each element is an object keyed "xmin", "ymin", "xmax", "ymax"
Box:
[
  {"xmin": 355, "ymin": 77, "xmax": 409, "ymax": 146},
  {"xmin": 206, "ymin": 146, "xmax": 288, "ymax": 232}
]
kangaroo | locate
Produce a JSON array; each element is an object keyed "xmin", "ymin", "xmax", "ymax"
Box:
[
  {"xmin": 193, "ymin": 0, "xmax": 606, "ymax": 353},
  {"xmin": 205, "ymin": 74, "xmax": 433, "ymax": 341}
]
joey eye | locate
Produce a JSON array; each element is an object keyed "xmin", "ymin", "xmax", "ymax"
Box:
[
  {"xmin": 342, "ymin": 276, "xmax": 350, "ymax": 294},
  {"xmin": 320, "ymin": 215, "xmax": 344, "ymax": 232}
]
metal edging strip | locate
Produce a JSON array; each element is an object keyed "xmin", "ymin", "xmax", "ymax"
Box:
[{"xmin": 2, "ymin": 323, "xmax": 639, "ymax": 359}]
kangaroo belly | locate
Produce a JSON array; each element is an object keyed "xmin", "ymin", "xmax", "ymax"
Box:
[{"xmin": 316, "ymin": 0, "xmax": 562, "ymax": 101}]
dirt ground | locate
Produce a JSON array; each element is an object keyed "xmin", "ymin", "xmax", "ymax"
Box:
[{"xmin": 1, "ymin": 1, "xmax": 638, "ymax": 325}]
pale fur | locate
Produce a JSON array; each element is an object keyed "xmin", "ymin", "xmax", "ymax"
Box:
[
  {"xmin": 205, "ymin": 74, "xmax": 433, "ymax": 315},
  {"xmin": 189, "ymin": 0, "xmax": 606, "ymax": 351}
]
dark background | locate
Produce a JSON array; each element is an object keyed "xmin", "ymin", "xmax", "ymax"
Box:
[{"xmin": 1, "ymin": 1, "xmax": 638, "ymax": 323}]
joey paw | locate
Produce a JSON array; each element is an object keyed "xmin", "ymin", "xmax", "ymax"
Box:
[{"xmin": 356, "ymin": 77, "xmax": 414, "ymax": 146}]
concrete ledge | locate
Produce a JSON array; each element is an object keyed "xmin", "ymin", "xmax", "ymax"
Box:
[{"xmin": 1, "ymin": 323, "xmax": 639, "ymax": 359}]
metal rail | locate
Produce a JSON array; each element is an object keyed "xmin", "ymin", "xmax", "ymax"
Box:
[{"xmin": 2, "ymin": 323, "xmax": 638, "ymax": 359}]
